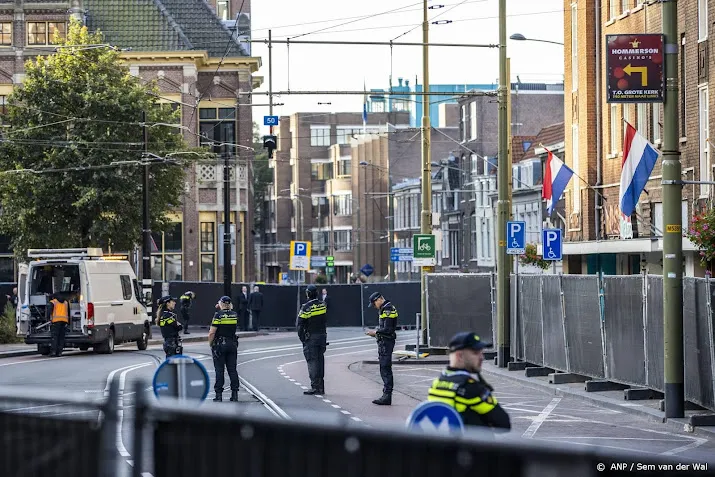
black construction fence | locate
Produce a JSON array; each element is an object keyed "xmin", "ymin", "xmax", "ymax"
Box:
[
  {"xmin": 2, "ymin": 377, "xmax": 714, "ymax": 477},
  {"xmin": 426, "ymin": 272, "xmax": 715, "ymax": 413},
  {"xmin": 152, "ymin": 281, "xmax": 422, "ymax": 329}
]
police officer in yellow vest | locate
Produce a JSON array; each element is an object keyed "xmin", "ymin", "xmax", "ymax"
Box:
[
  {"xmin": 209, "ymin": 296, "xmax": 240, "ymax": 402},
  {"xmin": 428, "ymin": 332, "xmax": 510, "ymax": 431},
  {"xmin": 46, "ymin": 294, "xmax": 69, "ymax": 357}
]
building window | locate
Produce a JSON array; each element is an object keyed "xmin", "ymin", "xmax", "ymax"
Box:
[
  {"xmin": 217, "ymin": 0, "xmax": 230, "ymax": 20},
  {"xmin": 572, "ymin": 124, "xmax": 580, "ymax": 211},
  {"xmin": 571, "ymin": 3, "xmax": 578, "ymax": 91},
  {"xmin": 652, "ymin": 104, "xmax": 661, "ymax": 143},
  {"xmin": 333, "ymin": 194, "xmax": 352, "ymax": 216},
  {"xmin": 636, "ymin": 103, "xmax": 647, "ymax": 136},
  {"xmin": 0, "ymin": 23, "xmax": 11, "ymax": 46},
  {"xmin": 151, "ymin": 222, "xmax": 183, "ymax": 281},
  {"xmin": 312, "ymin": 231, "xmax": 329, "ymax": 252},
  {"xmin": 470, "ymin": 102, "xmax": 477, "ymax": 140},
  {"xmin": 610, "ymin": 104, "xmax": 618, "ymax": 154},
  {"xmin": 681, "ymin": 34, "xmax": 687, "ymax": 138},
  {"xmin": 311, "ymin": 162, "xmax": 332, "ymax": 180},
  {"xmin": 200, "ymin": 222, "xmax": 215, "ymax": 281},
  {"xmin": 449, "ymin": 231, "xmax": 459, "ymax": 267},
  {"xmin": 471, "ymin": 212, "xmax": 477, "ymax": 259},
  {"xmin": 609, "ymin": 0, "xmax": 617, "ymax": 19},
  {"xmin": 27, "ymin": 22, "xmax": 66, "ymax": 46},
  {"xmin": 199, "ymin": 107, "xmax": 236, "ymax": 156},
  {"xmin": 311, "ymin": 127, "xmax": 330, "ymax": 147},
  {"xmin": 621, "ymin": 0, "xmax": 630, "ymax": 14},
  {"xmin": 333, "ymin": 230, "xmax": 352, "ymax": 251},
  {"xmin": 699, "ymin": 85, "xmax": 709, "ymax": 197},
  {"xmin": 337, "ymin": 156, "xmax": 351, "ymax": 177},
  {"xmin": 461, "ymin": 105, "xmax": 467, "ymax": 141},
  {"xmin": 699, "ymin": 0, "xmax": 708, "ymax": 41},
  {"xmin": 371, "ymin": 101, "xmax": 385, "ymax": 112},
  {"xmin": 312, "ymin": 196, "xmax": 329, "ymax": 225}
]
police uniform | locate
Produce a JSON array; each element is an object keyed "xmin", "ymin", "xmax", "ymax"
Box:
[
  {"xmin": 179, "ymin": 291, "xmax": 195, "ymax": 334},
  {"xmin": 428, "ymin": 332, "xmax": 510, "ymax": 431},
  {"xmin": 297, "ymin": 285, "xmax": 327, "ymax": 395},
  {"xmin": 46, "ymin": 295, "xmax": 69, "ymax": 357},
  {"xmin": 158, "ymin": 296, "xmax": 183, "ymax": 358},
  {"xmin": 368, "ymin": 292, "xmax": 397, "ymax": 405},
  {"xmin": 211, "ymin": 296, "xmax": 240, "ymax": 402}
]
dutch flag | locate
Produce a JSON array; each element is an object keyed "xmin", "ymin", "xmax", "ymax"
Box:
[
  {"xmin": 619, "ymin": 121, "xmax": 660, "ymax": 217},
  {"xmin": 362, "ymin": 80, "xmax": 368, "ymax": 133},
  {"xmin": 542, "ymin": 149, "xmax": 574, "ymax": 216}
]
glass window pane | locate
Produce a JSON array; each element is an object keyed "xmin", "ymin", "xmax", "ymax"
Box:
[
  {"xmin": 0, "ymin": 257, "xmax": 13, "ymax": 282},
  {"xmin": 201, "ymin": 255, "xmax": 215, "ymax": 281},
  {"xmin": 151, "ymin": 231, "xmax": 163, "ymax": 252},
  {"xmin": 201, "ymin": 222, "xmax": 215, "ymax": 252},
  {"xmin": 199, "ymin": 108, "xmax": 216, "ymax": 120},
  {"xmin": 164, "ymin": 222, "xmax": 182, "ymax": 252},
  {"xmin": 218, "ymin": 108, "xmax": 236, "ymax": 119},
  {"xmin": 164, "ymin": 254, "xmax": 182, "ymax": 281},
  {"xmin": 151, "ymin": 255, "xmax": 162, "ymax": 281}
]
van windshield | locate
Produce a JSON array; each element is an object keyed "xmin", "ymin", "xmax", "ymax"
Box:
[{"xmin": 30, "ymin": 264, "xmax": 81, "ymax": 301}]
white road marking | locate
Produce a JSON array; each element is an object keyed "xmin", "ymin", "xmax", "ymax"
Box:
[
  {"xmin": 300, "ymin": 386, "xmax": 308, "ymax": 390},
  {"xmin": 0, "ymin": 356, "xmax": 68, "ymax": 367},
  {"xmin": 522, "ymin": 398, "xmax": 561, "ymax": 438},
  {"xmin": 116, "ymin": 364, "xmax": 152, "ymax": 457},
  {"xmin": 323, "ymin": 399, "xmax": 331, "ymax": 403},
  {"xmin": 331, "ymin": 404, "xmax": 341, "ymax": 409},
  {"xmin": 660, "ymin": 437, "xmax": 708, "ymax": 456},
  {"xmin": 351, "ymin": 417, "xmax": 361, "ymax": 422},
  {"xmin": 341, "ymin": 410, "xmax": 351, "ymax": 415}
]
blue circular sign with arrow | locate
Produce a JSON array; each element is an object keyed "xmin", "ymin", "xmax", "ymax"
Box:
[
  {"xmin": 406, "ymin": 401, "xmax": 464, "ymax": 434},
  {"xmin": 152, "ymin": 354, "xmax": 210, "ymax": 402}
]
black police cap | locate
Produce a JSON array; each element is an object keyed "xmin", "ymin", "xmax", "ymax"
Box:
[{"xmin": 448, "ymin": 332, "xmax": 492, "ymax": 352}]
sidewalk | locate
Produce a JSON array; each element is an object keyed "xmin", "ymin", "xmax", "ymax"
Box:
[
  {"xmin": 0, "ymin": 328, "xmax": 268, "ymax": 359},
  {"xmin": 347, "ymin": 356, "xmax": 715, "ymax": 459}
]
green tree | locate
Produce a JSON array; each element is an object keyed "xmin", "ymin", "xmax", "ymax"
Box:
[
  {"xmin": 0, "ymin": 20, "xmax": 193, "ymax": 259},
  {"xmin": 252, "ymin": 122, "xmax": 272, "ymax": 232}
]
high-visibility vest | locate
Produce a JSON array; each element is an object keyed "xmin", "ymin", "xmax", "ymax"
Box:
[{"xmin": 51, "ymin": 299, "xmax": 69, "ymax": 323}]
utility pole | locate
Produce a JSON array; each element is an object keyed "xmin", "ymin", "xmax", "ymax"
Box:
[
  {"xmin": 223, "ymin": 142, "xmax": 231, "ymax": 297},
  {"xmin": 269, "ymin": 30, "xmax": 273, "ymax": 122},
  {"xmin": 388, "ymin": 163, "xmax": 395, "ymax": 282},
  {"xmin": 661, "ymin": 0, "xmax": 684, "ymax": 418},
  {"xmin": 419, "ymin": 0, "xmax": 432, "ymax": 346},
  {"xmin": 496, "ymin": 0, "xmax": 511, "ymax": 367},
  {"xmin": 141, "ymin": 111, "xmax": 152, "ymax": 320}
]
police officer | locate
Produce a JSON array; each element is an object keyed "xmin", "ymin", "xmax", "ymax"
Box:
[
  {"xmin": 179, "ymin": 291, "xmax": 195, "ymax": 334},
  {"xmin": 157, "ymin": 296, "xmax": 183, "ymax": 359},
  {"xmin": 46, "ymin": 293, "xmax": 69, "ymax": 357},
  {"xmin": 208, "ymin": 296, "xmax": 240, "ymax": 402},
  {"xmin": 365, "ymin": 292, "xmax": 397, "ymax": 405},
  {"xmin": 297, "ymin": 284, "xmax": 327, "ymax": 395},
  {"xmin": 427, "ymin": 332, "xmax": 510, "ymax": 431}
]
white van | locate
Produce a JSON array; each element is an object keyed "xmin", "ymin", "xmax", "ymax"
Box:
[{"xmin": 16, "ymin": 248, "xmax": 151, "ymax": 355}]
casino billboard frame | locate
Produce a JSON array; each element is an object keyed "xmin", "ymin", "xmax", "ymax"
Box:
[{"xmin": 606, "ymin": 33, "xmax": 665, "ymax": 103}]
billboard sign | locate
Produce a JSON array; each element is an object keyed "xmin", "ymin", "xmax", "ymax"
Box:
[{"xmin": 606, "ymin": 34, "xmax": 664, "ymax": 103}]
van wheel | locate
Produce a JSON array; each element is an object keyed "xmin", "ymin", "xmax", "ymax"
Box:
[
  {"xmin": 137, "ymin": 327, "xmax": 148, "ymax": 351},
  {"xmin": 37, "ymin": 345, "xmax": 51, "ymax": 356},
  {"xmin": 79, "ymin": 345, "xmax": 89, "ymax": 351},
  {"xmin": 96, "ymin": 330, "xmax": 115, "ymax": 354}
]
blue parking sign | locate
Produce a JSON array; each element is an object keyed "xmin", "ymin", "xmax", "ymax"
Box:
[
  {"xmin": 506, "ymin": 221, "xmax": 526, "ymax": 255},
  {"xmin": 542, "ymin": 228, "xmax": 562, "ymax": 261}
]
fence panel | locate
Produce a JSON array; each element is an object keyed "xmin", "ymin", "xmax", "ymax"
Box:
[
  {"xmin": 603, "ymin": 276, "xmax": 646, "ymax": 386},
  {"xmin": 561, "ymin": 275, "xmax": 604, "ymax": 378},
  {"xmin": 645, "ymin": 276, "xmax": 664, "ymax": 391},
  {"xmin": 541, "ymin": 275, "xmax": 568, "ymax": 371},
  {"xmin": 425, "ymin": 274, "xmax": 492, "ymax": 348},
  {"xmin": 511, "ymin": 274, "xmax": 525, "ymax": 361},
  {"xmin": 684, "ymin": 278, "xmax": 715, "ymax": 410},
  {"xmin": 362, "ymin": 281, "xmax": 421, "ymax": 328},
  {"xmin": 298, "ymin": 285, "xmax": 362, "ymax": 327},
  {"xmin": 519, "ymin": 275, "xmax": 544, "ymax": 365}
]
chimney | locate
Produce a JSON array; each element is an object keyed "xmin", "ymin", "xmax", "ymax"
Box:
[
  {"xmin": 405, "ymin": 79, "xmax": 410, "ymax": 87},
  {"xmin": 398, "ymin": 77, "xmax": 403, "ymax": 87}
]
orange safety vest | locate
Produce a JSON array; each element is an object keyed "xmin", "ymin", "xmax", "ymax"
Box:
[{"xmin": 50, "ymin": 299, "xmax": 69, "ymax": 323}]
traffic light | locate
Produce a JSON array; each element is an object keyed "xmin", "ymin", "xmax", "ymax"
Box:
[{"xmin": 263, "ymin": 134, "xmax": 277, "ymax": 158}]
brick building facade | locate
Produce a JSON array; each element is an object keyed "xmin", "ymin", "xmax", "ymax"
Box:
[
  {"xmin": 0, "ymin": 0, "xmax": 261, "ymax": 283},
  {"xmin": 564, "ymin": 0, "xmax": 705, "ymax": 276}
]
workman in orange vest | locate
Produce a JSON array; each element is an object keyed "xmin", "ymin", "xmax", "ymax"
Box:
[{"xmin": 46, "ymin": 294, "xmax": 70, "ymax": 357}]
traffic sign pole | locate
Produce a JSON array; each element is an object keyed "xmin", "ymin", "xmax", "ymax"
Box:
[{"xmin": 268, "ymin": 29, "xmax": 273, "ymax": 135}]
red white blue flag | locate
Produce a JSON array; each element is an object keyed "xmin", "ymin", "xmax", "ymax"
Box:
[
  {"xmin": 619, "ymin": 121, "xmax": 660, "ymax": 217},
  {"xmin": 542, "ymin": 150, "xmax": 574, "ymax": 216}
]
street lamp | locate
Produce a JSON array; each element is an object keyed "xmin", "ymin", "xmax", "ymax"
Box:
[
  {"xmin": 509, "ymin": 33, "xmax": 565, "ymax": 46},
  {"xmin": 359, "ymin": 160, "xmax": 395, "ymax": 281}
]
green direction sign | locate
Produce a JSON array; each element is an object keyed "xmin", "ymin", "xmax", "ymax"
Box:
[
  {"xmin": 413, "ymin": 234, "xmax": 435, "ymax": 259},
  {"xmin": 326, "ymin": 256, "xmax": 334, "ymax": 263}
]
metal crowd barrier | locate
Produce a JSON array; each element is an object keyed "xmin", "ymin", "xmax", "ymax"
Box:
[
  {"xmin": 1, "ymin": 377, "xmax": 715, "ymax": 477},
  {"xmin": 426, "ymin": 272, "xmax": 715, "ymax": 412}
]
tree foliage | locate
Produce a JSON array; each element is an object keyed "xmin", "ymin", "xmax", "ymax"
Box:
[
  {"xmin": 252, "ymin": 122, "xmax": 272, "ymax": 233},
  {"xmin": 0, "ymin": 20, "xmax": 191, "ymax": 259}
]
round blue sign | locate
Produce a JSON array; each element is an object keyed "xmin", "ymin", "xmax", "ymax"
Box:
[
  {"xmin": 406, "ymin": 401, "xmax": 464, "ymax": 434},
  {"xmin": 152, "ymin": 354, "xmax": 210, "ymax": 402}
]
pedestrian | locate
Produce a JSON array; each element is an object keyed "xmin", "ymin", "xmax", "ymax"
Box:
[
  {"xmin": 237, "ymin": 285, "xmax": 250, "ymax": 331},
  {"xmin": 427, "ymin": 332, "xmax": 510, "ymax": 431},
  {"xmin": 46, "ymin": 293, "xmax": 69, "ymax": 357},
  {"xmin": 157, "ymin": 296, "xmax": 183, "ymax": 359},
  {"xmin": 6, "ymin": 287, "xmax": 17, "ymax": 308},
  {"xmin": 208, "ymin": 296, "xmax": 240, "ymax": 402},
  {"xmin": 248, "ymin": 285, "xmax": 264, "ymax": 331},
  {"xmin": 179, "ymin": 290, "xmax": 195, "ymax": 334},
  {"xmin": 297, "ymin": 284, "xmax": 327, "ymax": 395},
  {"xmin": 365, "ymin": 291, "xmax": 397, "ymax": 405}
]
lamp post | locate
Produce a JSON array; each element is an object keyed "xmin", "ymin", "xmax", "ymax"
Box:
[{"xmin": 509, "ymin": 33, "xmax": 565, "ymax": 46}]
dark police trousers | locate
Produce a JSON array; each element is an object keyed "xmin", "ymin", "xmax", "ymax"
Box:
[
  {"xmin": 303, "ymin": 333, "xmax": 326, "ymax": 391},
  {"xmin": 378, "ymin": 337, "xmax": 395, "ymax": 394},
  {"xmin": 50, "ymin": 322, "xmax": 66, "ymax": 356},
  {"xmin": 213, "ymin": 338, "xmax": 240, "ymax": 393},
  {"xmin": 163, "ymin": 337, "xmax": 181, "ymax": 358}
]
